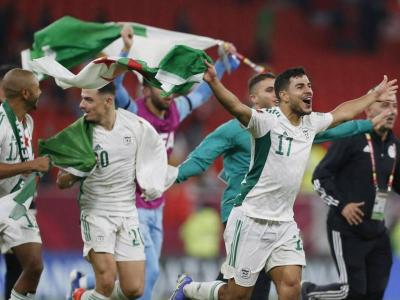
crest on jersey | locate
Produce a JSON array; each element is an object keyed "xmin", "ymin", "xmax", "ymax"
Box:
[
  {"xmin": 302, "ymin": 129, "xmax": 310, "ymax": 140},
  {"xmin": 124, "ymin": 136, "xmax": 132, "ymax": 145},
  {"xmin": 240, "ymin": 267, "xmax": 251, "ymax": 279}
]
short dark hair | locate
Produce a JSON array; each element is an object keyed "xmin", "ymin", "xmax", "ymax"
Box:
[
  {"xmin": 248, "ymin": 72, "xmax": 276, "ymax": 93},
  {"xmin": 98, "ymin": 83, "xmax": 115, "ymax": 96},
  {"xmin": 274, "ymin": 67, "xmax": 307, "ymax": 100}
]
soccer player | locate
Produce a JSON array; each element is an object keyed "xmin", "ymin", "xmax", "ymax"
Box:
[
  {"xmin": 169, "ymin": 63, "xmax": 397, "ymax": 300},
  {"xmin": 67, "ymin": 24, "xmax": 241, "ymax": 300},
  {"xmin": 0, "ymin": 69, "xmax": 50, "ymax": 300},
  {"xmin": 56, "ymin": 83, "xmax": 169, "ymax": 300},
  {"xmin": 175, "ymin": 72, "xmax": 390, "ymax": 300}
]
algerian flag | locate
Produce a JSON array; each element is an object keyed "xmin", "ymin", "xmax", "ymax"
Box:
[
  {"xmin": 38, "ymin": 117, "xmax": 96, "ymax": 177},
  {"xmin": 7, "ymin": 118, "xmax": 95, "ymax": 221},
  {"xmin": 9, "ymin": 174, "xmax": 39, "ymax": 220},
  {"xmin": 29, "ymin": 45, "xmax": 213, "ymax": 95},
  {"xmin": 22, "ymin": 16, "xmax": 220, "ymax": 71}
]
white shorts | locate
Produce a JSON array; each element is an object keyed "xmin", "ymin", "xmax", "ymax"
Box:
[
  {"xmin": 0, "ymin": 210, "xmax": 41, "ymax": 253},
  {"xmin": 80, "ymin": 211, "xmax": 145, "ymax": 262},
  {"xmin": 221, "ymin": 207, "xmax": 306, "ymax": 287}
]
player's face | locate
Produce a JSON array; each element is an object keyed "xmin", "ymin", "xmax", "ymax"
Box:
[
  {"xmin": 367, "ymin": 95, "xmax": 398, "ymax": 130},
  {"xmin": 251, "ymin": 78, "xmax": 277, "ymax": 109},
  {"xmin": 144, "ymin": 86, "xmax": 173, "ymax": 111},
  {"xmin": 24, "ymin": 77, "xmax": 41, "ymax": 111},
  {"xmin": 80, "ymin": 89, "xmax": 108, "ymax": 123},
  {"xmin": 285, "ymin": 75, "xmax": 313, "ymax": 116}
]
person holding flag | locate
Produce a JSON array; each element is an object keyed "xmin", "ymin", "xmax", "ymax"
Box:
[
  {"xmin": 0, "ymin": 68, "xmax": 50, "ymax": 300},
  {"xmin": 65, "ymin": 24, "xmax": 240, "ymax": 300},
  {"xmin": 52, "ymin": 83, "xmax": 171, "ymax": 300}
]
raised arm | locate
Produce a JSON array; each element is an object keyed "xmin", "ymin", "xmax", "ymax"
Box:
[
  {"xmin": 175, "ymin": 53, "xmax": 240, "ymax": 122},
  {"xmin": 329, "ymin": 75, "xmax": 397, "ymax": 127},
  {"xmin": 203, "ymin": 60, "xmax": 252, "ymax": 126},
  {"xmin": 114, "ymin": 24, "xmax": 137, "ymax": 113},
  {"xmin": 313, "ymin": 109, "xmax": 391, "ymax": 143}
]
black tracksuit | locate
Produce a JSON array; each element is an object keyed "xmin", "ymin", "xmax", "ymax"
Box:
[{"xmin": 310, "ymin": 131, "xmax": 400, "ymax": 300}]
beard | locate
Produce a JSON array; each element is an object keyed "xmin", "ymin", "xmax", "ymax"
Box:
[
  {"xmin": 151, "ymin": 96, "xmax": 171, "ymax": 111},
  {"xmin": 290, "ymin": 101, "xmax": 311, "ymax": 117}
]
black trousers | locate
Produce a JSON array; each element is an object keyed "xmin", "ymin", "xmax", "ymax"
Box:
[
  {"xmin": 4, "ymin": 252, "xmax": 22, "ymax": 299},
  {"xmin": 326, "ymin": 225, "xmax": 392, "ymax": 300}
]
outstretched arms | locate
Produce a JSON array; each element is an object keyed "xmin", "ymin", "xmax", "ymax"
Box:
[
  {"xmin": 203, "ymin": 61, "xmax": 252, "ymax": 126},
  {"xmin": 329, "ymin": 76, "xmax": 397, "ymax": 128}
]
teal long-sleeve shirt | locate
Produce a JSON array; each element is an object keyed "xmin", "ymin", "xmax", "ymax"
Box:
[{"xmin": 176, "ymin": 119, "xmax": 373, "ymax": 223}]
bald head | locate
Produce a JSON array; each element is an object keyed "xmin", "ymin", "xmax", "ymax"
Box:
[
  {"xmin": 2, "ymin": 68, "xmax": 41, "ymax": 111},
  {"xmin": 2, "ymin": 69, "xmax": 39, "ymax": 100}
]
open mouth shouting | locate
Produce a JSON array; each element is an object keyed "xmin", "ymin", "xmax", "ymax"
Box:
[{"xmin": 302, "ymin": 95, "xmax": 312, "ymax": 106}]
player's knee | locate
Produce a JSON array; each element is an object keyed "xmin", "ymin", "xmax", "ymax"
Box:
[
  {"xmin": 96, "ymin": 273, "xmax": 116, "ymax": 295},
  {"xmin": 23, "ymin": 257, "xmax": 43, "ymax": 278},
  {"xmin": 121, "ymin": 282, "xmax": 144, "ymax": 298},
  {"xmin": 279, "ymin": 276, "xmax": 301, "ymax": 298}
]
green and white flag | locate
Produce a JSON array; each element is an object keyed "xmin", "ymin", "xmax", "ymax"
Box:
[
  {"xmin": 22, "ymin": 16, "xmax": 220, "ymax": 71},
  {"xmin": 9, "ymin": 174, "xmax": 39, "ymax": 220},
  {"xmin": 38, "ymin": 117, "xmax": 96, "ymax": 177},
  {"xmin": 29, "ymin": 45, "xmax": 213, "ymax": 95}
]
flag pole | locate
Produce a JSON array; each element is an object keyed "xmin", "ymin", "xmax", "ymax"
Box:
[{"xmin": 217, "ymin": 41, "xmax": 271, "ymax": 74}]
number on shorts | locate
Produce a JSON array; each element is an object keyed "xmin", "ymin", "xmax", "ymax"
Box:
[
  {"xmin": 294, "ymin": 235, "xmax": 303, "ymax": 251},
  {"xmin": 130, "ymin": 229, "xmax": 144, "ymax": 247}
]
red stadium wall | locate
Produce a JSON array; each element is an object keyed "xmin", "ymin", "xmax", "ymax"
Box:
[{"xmin": 2, "ymin": 0, "xmax": 400, "ymax": 253}]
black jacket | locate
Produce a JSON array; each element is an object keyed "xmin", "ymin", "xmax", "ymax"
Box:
[{"xmin": 312, "ymin": 131, "xmax": 400, "ymax": 239}]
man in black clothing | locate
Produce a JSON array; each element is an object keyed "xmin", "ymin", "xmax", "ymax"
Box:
[{"xmin": 303, "ymin": 92, "xmax": 399, "ymax": 300}]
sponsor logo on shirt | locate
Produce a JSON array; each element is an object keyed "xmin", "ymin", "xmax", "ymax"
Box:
[{"xmin": 94, "ymin": 144, "xmax": 103, "ymax": 152}]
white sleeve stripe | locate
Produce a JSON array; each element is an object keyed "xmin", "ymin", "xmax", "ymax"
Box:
[{"xmin": 313, "ymin": 179, "xmax": 340, "ymax": 206}]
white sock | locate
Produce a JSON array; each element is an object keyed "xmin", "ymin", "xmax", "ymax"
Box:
[
  {"xmin": 183, "ymin": 281, "xmax": 225, "ymax": 300},
  {"xmin": 81, "ymin": 290, "xmax": 110, "ymax": 300},
  {"xmin": 10, "ymin": 290, "xmax": 35, "ymax": 300},
  {"xmin": 109, "ymin": 281, "xmax": 129, "ymax": 300}
]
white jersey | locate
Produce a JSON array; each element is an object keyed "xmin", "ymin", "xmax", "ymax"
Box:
[
  {"xmin": 236, "ymin": 107, "xmax": 333, "ymax": 221},
  {"xmin": 0, "ymin": 105, "xmax": 34, "ymax": 198},
  {"xmin": 79, "ymin": 109, "xmax": 166, "ymax": 217}
]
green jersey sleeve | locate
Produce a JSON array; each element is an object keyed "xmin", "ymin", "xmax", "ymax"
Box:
[
  {"xmin": 314, "ymin": 120, "xmax": 373, "ymax": 144},
  {"xmin": 176, "ymin": 121, "xmax": 235, "ymax": 183}
]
